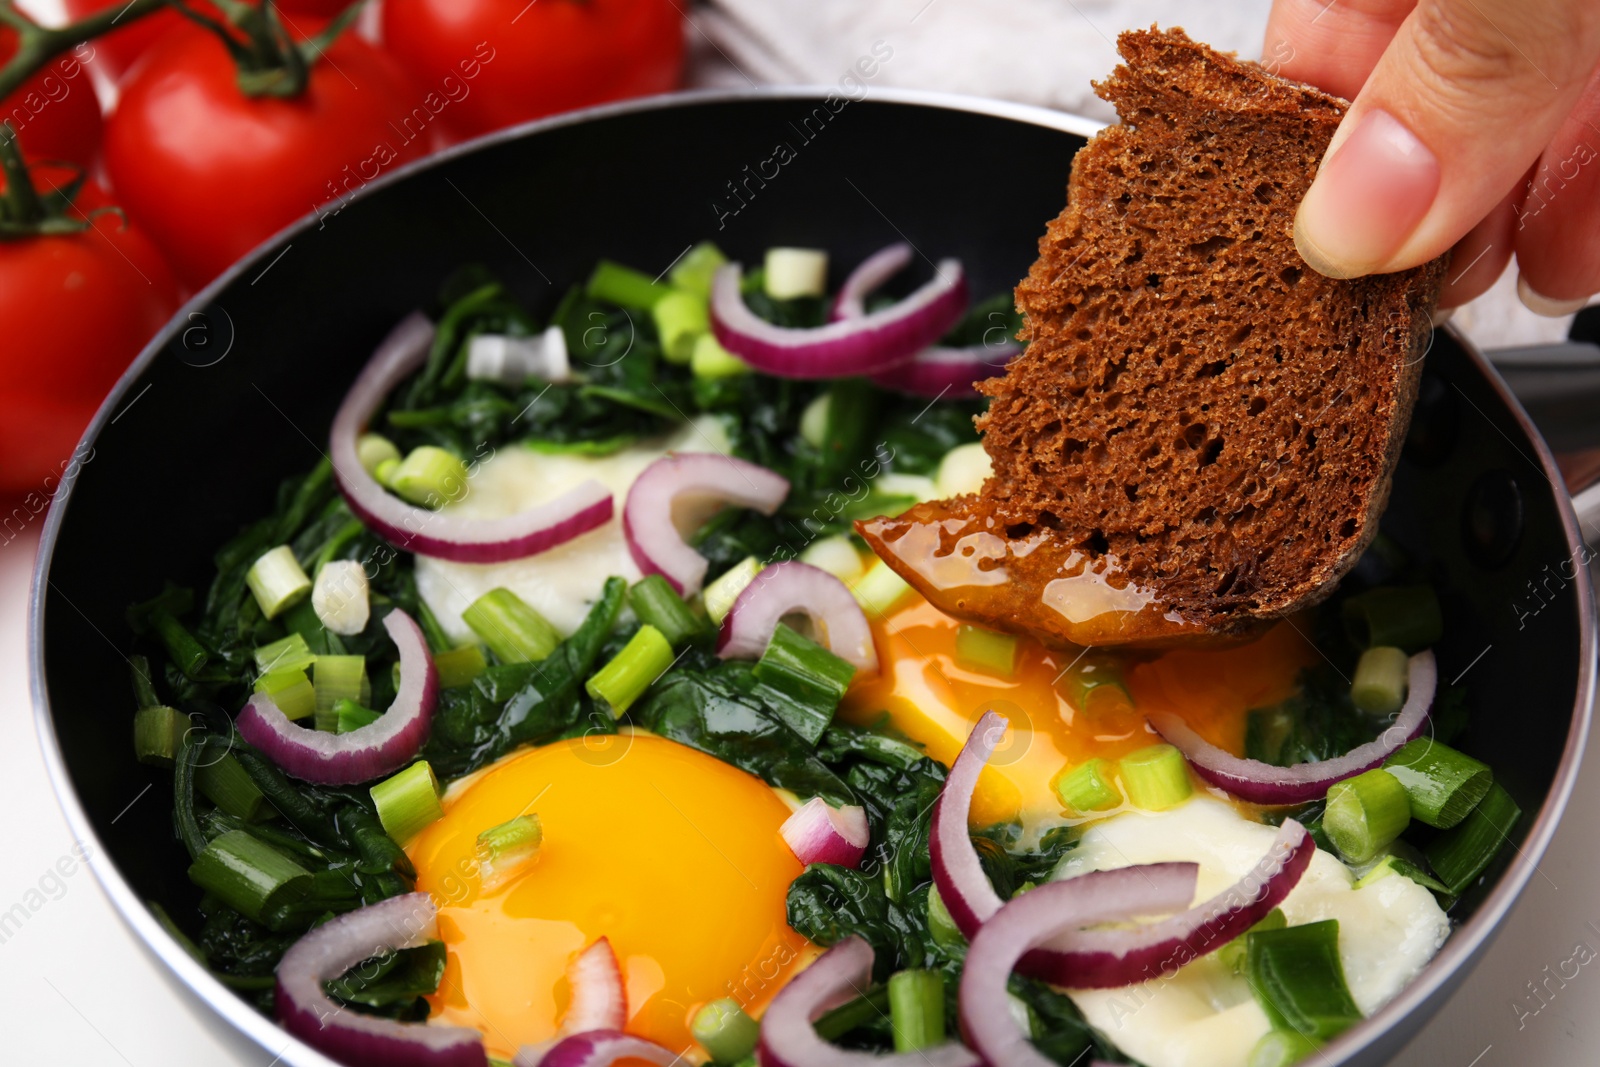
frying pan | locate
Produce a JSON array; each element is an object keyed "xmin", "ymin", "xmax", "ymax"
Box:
[{"xmin": 28, "ymin": 89, "xmax": 1597, "ymax": 1067}]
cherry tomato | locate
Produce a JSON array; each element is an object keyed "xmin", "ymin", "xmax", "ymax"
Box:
[
  {"xmin": 380, "ymin": 0, "xmax": 684, "ymax": 140},
  {"xmin": 0, "ymin": 19, "xmax": 102, "ymax": 167},
  {"xmin": 0, "ymin": 168, "xmax": 179, "ymax": 496},
  {"xmin": 103, "ymin": 24, "xmax": 427, "ymax": 288}
]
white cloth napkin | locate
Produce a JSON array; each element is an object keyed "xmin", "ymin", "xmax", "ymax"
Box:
[{"xmin": 688, "ymin": 0, "xmax": 1589, "ymax": 352}]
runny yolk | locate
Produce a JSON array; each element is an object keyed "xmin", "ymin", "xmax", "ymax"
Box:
[
  {"xmin": 841, "ymin": 593, "xmax": 1318, "ymax": 829},
  {"xmin": 408, "ymin": 734, "xmax": 812, "ymax": 1060}
]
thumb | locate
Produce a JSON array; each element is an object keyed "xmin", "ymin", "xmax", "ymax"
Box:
[{"xmin": 1293, "ymin": 0, "xmax": 1600, "ymax": 279}]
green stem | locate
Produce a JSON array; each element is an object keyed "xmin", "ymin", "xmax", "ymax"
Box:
[{"xmin": 0, "ymin": 0, "xmax": 170, "ymax": 102}]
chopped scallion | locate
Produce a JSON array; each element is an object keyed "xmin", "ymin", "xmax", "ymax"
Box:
[
  {"xmin": 133, "ymin": 705, "xmax": 186, "ymax": 767},
  {"xmin": 1055, "ymin": 757, "xmax": 1122, "ymax": 815},
  {"xmin": 462, "ymin": 587, "xmax": 561, "ymax": 664},
  {"xmin": 1247, "ymin": 1029, "xmax": 1321, "ymax": 1067},
  {"xmin": 691, "ymin": 333, "xmax": 750, "ymax": 379},
  {"xmin": 1342, "ymin": 585, "xmax": 1443, "ymax": 652},
  {"xmin": 356, "ymin": 433, "xmax": 401, "ymax": 476},
  {"xmin": 669, "ymin": 242, "xmax": 728, "ymax": 298},
  {"xmin": 954, "ymin": 624, "xmax": 1019, "ymax": 677},
  {"xmin": 849, "ymin": 559, "xmax": 913, "ymax": 618},
  {"xmin": 628, "ymin": 576, "xmax": 704, "ymax": 647},
  {"xmin": 799, "ymin": 393, "xmax": 832, "ymax": 450},
  {"xmin": 475, "ymin": 813, "xmax": 543, "ymax": 889},
  {"xmin": 254, "ymin": 667, "xmax": 316, "ymax": 721},
  {"xmin": 763, "ymin": 247, "xmax": 828, "ymax": 300},
  {"xmin": 374, "ymin": 456, "xmax": 401, "ymax": 487},
  {"xmin": 333, "ymin": 699, "xmax": 381, "ymax": 734},
  {"xmin": 1323, "ymin": 768, "xmax": 1411, "ymax": 864},
  {"xmin": 253, "ymin": 632, "xmax": 316, "ymax": 675},
  {"xmin": 1118, "ymin": 744, "xmax": 1192, "ymax": 811},
  {"xmin": 313, "ymin": 655, "xmax": 368, "ymax": 731},
  {"xmin": 586, "ymin": 624, "xmax": 674, "ymax": 717},
  {"xmin": 799, "ymin": 535, "xmax": 865, "ymax": 585},
  {"xmin": 1384, "ymin": 738, "xmax": 1493, "ymax": 829},
  {"xmin": 1352, "ymin": 853, "xmax": 1450, "ymax": 894},
  {"xmin": 1245, "ymin": 919, "xmax": 1362, "ymax": 1042},
  {"xmin": 1062, "ymin": 657, "xmax": 1132, "ymax": 716},
  {"xmin": 187, "ymin": 829, "xmax": 310, "ymax": 929},
  {"xmin": 587, "ymin": 259, "xmax": 672, "ymax": 309},
  {"xmin": 692, "ymin": 997, "xmax": 760, "ymax": 1064},
  {"xmin": 391, "ymin": 446, "xmax": 470, "ymax": 508},
  {"xmin": 1217, "ymin": 908, "xmax": 1287, "ymax": 975},
  {"xmin": 151, "ymin": 609, "xmax": 209, "ymax": 678},
  {"xmin": 371, "ymin": 761, "xmax": 444, "ymax": 844},
  {"xmin": 927, "ymin": 885, "xmax": 964, "ymax": 948},
  {"xmin": 195, "ymin": 753, "xmax": 268, "ymax": 821},
  {"xmin": 245, "ymin": 545, "xmax": 311, "ymax": 620},
  {"xmin": 1425, "ymin": 781, "xmax": 1521, "ymax": 896},
  {"xmin": 652, "ymin": 289, "xmax": 708, "ymax": 364},
  {"xmin": 752, "ymin": 624, "xmax": 854, "ymax": 744},
  {"xmin": 1350, "ymin": 645, "xmax": 1409, "ymax": 714},
  {"xmin": 887, "ymin": 969, "xmax": 945, "ymax": 1053},
  {"xmin": 434, "ymin": 645, "xmax": 489, "ymax": 689},
  {"xmin": 703, "ymin": 557, "xmax": 762, "ymax": 624}
]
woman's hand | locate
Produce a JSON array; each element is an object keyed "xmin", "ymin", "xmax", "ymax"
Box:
[{"xmin": 1264, "ymin": 0, "xmax": 1600, "ymax": 312}]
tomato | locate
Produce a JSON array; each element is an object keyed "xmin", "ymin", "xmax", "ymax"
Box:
[
  {"xmin": 103, "ymin": 24, "xmax": 427, "ymax": 288},
  {"xmin": 0, "ymin": 19, "xmax": 102, "ymax": 167},
  {"xmin": 380, "ymin": 0, "xmax": 684, "ymax": 140},
  {"xmin": 64, "ymin": 0, "xmax": 345, "ymax": 80},
  {"xmin": 0, "ymin": 169, "xmax": 179, "ymax": 496}
]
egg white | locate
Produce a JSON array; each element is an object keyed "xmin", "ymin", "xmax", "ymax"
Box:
[
  {"xmin": 1054, "ymin": 796, "xmax": 1450, "ymax": 1067},
  {"xmin": 415, "ymin": 415, "xmax": 729, "ymax": 640}
]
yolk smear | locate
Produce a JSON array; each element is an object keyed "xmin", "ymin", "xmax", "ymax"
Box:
[
  {"xmin": 842, "ymin": 594, "xmax": 1317, "ymax": 829},
  {"xmin": 409, "ymin": 734, "xmax": 812, "ymax": 1060}
]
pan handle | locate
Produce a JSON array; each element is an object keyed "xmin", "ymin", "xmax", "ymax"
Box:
[{"xmin": 1487, "ymin": 340, "xmax": 1600, "ymax": 537}]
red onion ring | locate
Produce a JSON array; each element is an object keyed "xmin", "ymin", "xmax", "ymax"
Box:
[
  {"xmin": 622, "ymin": 453, "xmax": 790, "ymax": 595},
  {"xmin": 331, "ymin": 313, "xmax": 614, "ymax": 563},
  {"xmin": 759, "ymin": 937, "xmax": 981, "ymax": 1067},
  {"xmin": 276, "ymin": 893, "xmax": 485, "ymax": 1067},
  {"xmin": 237, "ymin": 608, "xmax": 438, "ymax": 785},
  {"xmin": 562, "ymin": 938, "xmax": 626, "ymax": 1035},
  {"xmin": 1149, "ymin": 650, "xmax": 1437, "ymax": 805},
  {"xmin": 709, "ymin": 260, "xmax": 968, "ymax": 379},
  {"xmin": 781, "ymin": 797, "xmax": 870, "ymax": 868},
  {"xmin": 1031, "ymin": 819, "xmax": 1313, "ymax": 988},
  {"xmin": 516, "ymin": 1030, "xmax": 679, "ymax": 1067},
  {"xmin": 868, "ymin": 342, "xmax": 1022, "ymax": 399},
  {"xmin": 831, "ymin": 243, "xmax": 914, "ymax": 321},
  {"xmin": 716, "ymin": 561, "xmax": 879, "ymax": 672},
  {"xmin": 957, "ymin": 869, "xmax": 1202, "ymax": 1067},
  {"xmin": 929, "ymin": 711, "xmax": 1009, "ymax": 937}
]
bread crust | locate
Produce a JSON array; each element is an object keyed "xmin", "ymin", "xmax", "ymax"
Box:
[{"xmin": 863, "ymin": 27, "xmax": 1447, "ymax": 643}]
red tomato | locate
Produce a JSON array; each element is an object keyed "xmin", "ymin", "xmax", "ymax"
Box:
[
  {"xmin": 62, "ymin": 0, "xmax": 202, "ymax": 82},
  {"xmin": 103, "ymin": 24, "xmax": 427, "ymax": 288},
  {"xmin": 0, "ymin": 20, "xmax": 102, "ymax": 167},
  {"xmin": 0, "ymin": 169, "xmax": 179, "ymax": 496},
  {"xmin": 380, "ymin": 0, "xmax": 684, "ymax": 140}
]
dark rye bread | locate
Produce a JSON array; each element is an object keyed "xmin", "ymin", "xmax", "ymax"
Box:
[{"xmin": 972, "ymin": 27, "xmax": 1447, "ymax": 632}]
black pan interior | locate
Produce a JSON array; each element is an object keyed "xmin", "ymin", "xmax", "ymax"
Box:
[{"xmin": 37, "ymin": 95, "xmax": 1585, "ymax": 1026}]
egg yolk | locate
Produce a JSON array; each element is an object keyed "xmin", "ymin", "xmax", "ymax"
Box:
[
  {"xmin": 841, "ymin": 593, "xmax": 1317, "ymax": 828},
  {"xmin": 408, "ymin": 734, "xmax": 811, "ymax": 1060}
]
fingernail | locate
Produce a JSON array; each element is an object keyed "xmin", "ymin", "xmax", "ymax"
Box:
[
  {"xmin": 1516, "ymin": 273, "xmax": 1590, "ymax": 317},
  {"xmin": 1430, "ymin": 307, "xmax": 1455, "ymax": 327},
  {"xmin": 1294, "ymin": 109, "xmax": 1440, "ymax": 279}
]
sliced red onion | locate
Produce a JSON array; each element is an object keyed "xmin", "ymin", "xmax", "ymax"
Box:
[
  {"xmin": 958, "ymin": 868, "xmax": 1203, "ymax": 1067},
  {"xmin": 516, "ymin": 1030, "xmax": 678, "ymax": 1067},
  {"xmin": 562, "ymin": 938, "xmax": 626, "ymax": 1035},
  {"xmin": 331, "ymin": 313, "xmax": 613, "ymax": 563},
  {"xmin": 276, "ymin": 892, "xmax": 485, "ymax": 1067},
  {"xmin": 622, "ymin": 453, "xmax": 789, "ymax": 596},
  {"xmin": 781, "ymin": 797, "xmax": 870, "ymax": 868},
  {"xmin": 868, "ymin": 343, "xmax": 1022, "ymax": 399},
  {"xmin": 929, "ymin": 711, "xmax": 1010, "ymax": 937},
  {"xmin": 831, "ymin": 243, "xmax": 914, "ymax": 321},
  {"xmin": 237, "ymin": 609, "xmax": 438, "ymax": 785},
  {"xmin": 709, "ymin": 260, "xmax": 968, "ymax": 379},
  {"xmin": 760, "ymin": 937, "xmax": 981, "ymax": 1067},
  {"xmin": 1149, "ymin": 650, "xmax": 1438, "ymax": 805},
  {"xmin": 1028, "ymin": 820, "xmax": 1313, "ymax": 988},
  {"xmin": 716, "ymin": 561, "xmax": 878, "ymax": 672}
]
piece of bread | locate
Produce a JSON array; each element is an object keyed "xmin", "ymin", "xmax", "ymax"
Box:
[{"xmin": 859, "ymin": 27, "xmax": 1447, "ymax": 646}]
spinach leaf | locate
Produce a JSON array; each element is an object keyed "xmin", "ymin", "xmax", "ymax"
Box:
[{"xmin": 325, "ymin": 942, "xmax": 448, "ymax": 1020}]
